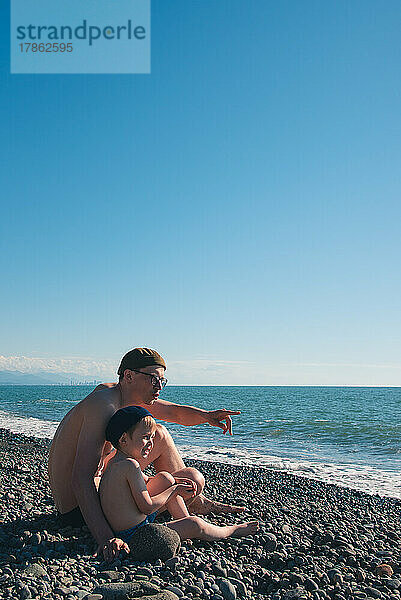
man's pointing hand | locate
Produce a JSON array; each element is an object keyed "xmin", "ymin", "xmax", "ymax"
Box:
[{"xmin": 206, "ymin": 409, "xmax": 241, "ymax": 435}]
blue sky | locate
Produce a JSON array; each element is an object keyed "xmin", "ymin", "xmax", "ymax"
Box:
[{"xmin": 1, "ymin": 0, "xmax": 401, "ymax": 385}]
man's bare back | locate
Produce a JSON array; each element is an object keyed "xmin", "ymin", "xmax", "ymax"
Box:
[{"xmin": 48, "ymin": 383, "xmax": 120, "ymax": 512}]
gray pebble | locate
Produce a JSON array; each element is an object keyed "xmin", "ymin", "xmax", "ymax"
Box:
[
  {"xmin": 165, "ymin": 586, "xmax": 185, "ymax": 598},
  {"xmin": 212, "ymin": 563, "xmax": 227, "ymax": 577},
  {"xmin": 186, "ymin": 583, "xmax": 203, "ymax": 595},
  {"xmin": 19, "ymin": 585, "xmax": 31, "ymax": 600},
  {"xmin": 365, "ymin": 588, "xmax": 383, "ymax": 599},
  {"xmin": 228, "ymin": 578, "xmax": 247, "ymax": 597},
  {"xmin": 217, "ymin": 578, "xmax": 237, "ymax": 600}
]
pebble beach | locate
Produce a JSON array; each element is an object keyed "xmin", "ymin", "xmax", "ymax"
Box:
[{"xmin": 0, "ymin": 428, "xmax": 400, "ymax": 600}]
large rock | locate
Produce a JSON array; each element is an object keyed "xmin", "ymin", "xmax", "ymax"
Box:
[{"xmin": 127, "ymin": 524, "xmax": 180, "ymax": 562}]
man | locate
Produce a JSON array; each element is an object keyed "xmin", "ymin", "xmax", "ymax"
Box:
[{"xmin": 48, "ymin": 348, "xmax": 243, "ymax": 560}]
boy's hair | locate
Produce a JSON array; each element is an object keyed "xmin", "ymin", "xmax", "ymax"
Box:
[
  {"xmin": 105, "ymin": 406, "xmax": 155, "ymax": 448},
  {"xmin": 125, "ymin": 414, "xmax": 156, "ymax": 442}
]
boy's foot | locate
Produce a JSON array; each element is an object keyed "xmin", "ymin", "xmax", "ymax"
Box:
[
  {"xmin": 231, "ymin": 521, "xmax": 259, "ymax": 537},
  {"xmin": 189, "ymin": 494, "xmax": 246, "ymax": 515}
]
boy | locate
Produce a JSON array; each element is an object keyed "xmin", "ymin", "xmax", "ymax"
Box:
[{"xmin": 99, "ymin": 406, "xmax": 259, "ymax": 543}]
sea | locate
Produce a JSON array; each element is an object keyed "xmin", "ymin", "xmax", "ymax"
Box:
[{"xmin": 0, "ymin": 385, "xmax": 400, "ymax": 499}]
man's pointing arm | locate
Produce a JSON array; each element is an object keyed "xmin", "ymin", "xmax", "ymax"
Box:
[{"xmin": 148, "ymin": 398, "xmax": 240, "ymax": 435}]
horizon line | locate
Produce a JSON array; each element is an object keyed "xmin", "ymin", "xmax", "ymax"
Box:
[{"xmin": 0, "ymin": 383, "xmax": 400, "ymax": 388}]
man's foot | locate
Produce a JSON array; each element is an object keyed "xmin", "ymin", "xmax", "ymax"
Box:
[
  {"xmin": 188, "ymin": 494, "xmax": 246, "ymax": 515},
  {"xmin": 231, "ymin": 521, "xmax": 259, "ymax": 538}
]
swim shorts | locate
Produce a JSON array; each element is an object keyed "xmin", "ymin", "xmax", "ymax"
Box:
[
  {"xmin": 115, "ymin": 511, "xmax": 158, "ymax": 542},
  {"xmin": 57, "ymin": 506, "xmax": 86, "ymax": 528}
]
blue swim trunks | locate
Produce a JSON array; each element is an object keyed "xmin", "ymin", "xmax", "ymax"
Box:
[{"xmin": 116, "ymin": 511, "xmax": 158, "ymax": 542}]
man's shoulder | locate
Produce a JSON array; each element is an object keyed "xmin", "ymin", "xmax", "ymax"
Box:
[
  {"xmin": 93, "ymin": 382, "xmax": 116, "ymax": 392},
  {"xmin": 80, "ymin": 384, "xmax": 120, "ymax": 420},
  {"xmin": 86, "ymin": 382, "xmax": 118, "ymax": 401}
]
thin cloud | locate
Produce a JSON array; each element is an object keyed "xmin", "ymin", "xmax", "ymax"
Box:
[
  {"xmin": 296, "ymin": 362, "xmax": 401, "ymax": 370},
  {"xmin": 0, "ymin": 355, "xmax": 116, "ymax": 377},
  {"xmin": 1, "ymin": 355, "xmax": 400, "ymax": 386}
]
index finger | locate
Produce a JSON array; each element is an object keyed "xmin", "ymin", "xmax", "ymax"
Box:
[
  {"xmin": 226, "ymin": 416, "xmax": 233, "ymax": 436},
  {"xmin": 221, "ymin": 410, "xmax": 241, "ymax": 416}
]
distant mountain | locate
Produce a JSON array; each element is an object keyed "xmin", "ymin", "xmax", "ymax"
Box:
[{"xmin": 0, "ymin": 370, "xmax": 102, "ymax": 385}]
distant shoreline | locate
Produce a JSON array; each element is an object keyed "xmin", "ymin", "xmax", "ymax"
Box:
[{"xmin": 1, "ymin": 383, "xmax": 401, "ymax": 388}]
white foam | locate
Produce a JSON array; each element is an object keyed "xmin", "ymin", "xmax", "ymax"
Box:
[
  {"xmin": 177, "ymin": 444, "xmax": 401, "ymax": 500},
  {"xmin": 0, "ymin": 410, "xmax": 59, "ymax": 439},
  {"xmin": 0, "ymin": 410, "xmax": 399, "ymax": 500}
]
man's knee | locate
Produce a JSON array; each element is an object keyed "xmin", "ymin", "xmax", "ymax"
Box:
[
  {"xmin": 156, "ymin": 471, "xmax": 176, "ymax": 486},
  {"xmin": 190, "ymin": 467, "xmax": 205, "ymax": 495},
  {"xmin": 179, "ymin": 467, "xmax": 205, "ymax": 495}
]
